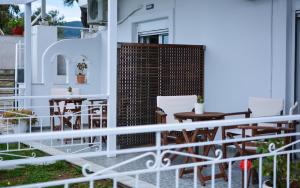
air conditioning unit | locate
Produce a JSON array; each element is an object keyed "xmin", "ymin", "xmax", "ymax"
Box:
[{"xmin": 87, "ymin": 0, "xmax": 108, "ymax": 25}]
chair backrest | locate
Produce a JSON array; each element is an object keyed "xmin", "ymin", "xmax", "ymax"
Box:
[
  {"xmin": 248, "ymin": 97, "xmax": 284, "ymax": 118},
  {"xmin": 50, "ymin": 88, "xmax": 80, "ymax": 113},
  {"xmin": 157, "ymin": 95, "xmax": 197, "ymax": 124},
  {"xmin": 51, "ymin": 88, "xmax": 80, "ymax": 96}
]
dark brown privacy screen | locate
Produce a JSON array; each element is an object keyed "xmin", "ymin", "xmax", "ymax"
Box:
[{"xmin": 117, "ymin": 43, "xmax": 205, "ymax": 148}]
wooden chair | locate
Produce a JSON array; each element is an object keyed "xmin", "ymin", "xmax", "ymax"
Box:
[
  {"xmin": 49, "ymin": 88, "xmax": 80, "ymax": 130},
  {"xmin": 88, "ymin": 99, "xmax": 108, "ymax": 144},
  {"xmin": 155, "ymin": 95, "xmax": 197, "ymax": 146},
  {"xmin": 222, "ymin": 97, "xmax": 285, "ymax": 158},
  {"xmin": 222, "ymin": 97, "xmax": 297, "ymax": 187}
]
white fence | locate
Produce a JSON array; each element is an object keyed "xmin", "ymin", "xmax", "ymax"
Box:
[
  {"xmin": 0, "ymin": 94, "xmax": 108, "ymax": 154},
  {"xmin": 0, "ymin": 98, "xmax": 299, "ymax": 188}
]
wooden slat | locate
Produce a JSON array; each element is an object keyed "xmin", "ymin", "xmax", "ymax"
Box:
[{"xmin": 117, "ymin": 43, "xmax": 205, "ymax": 148}]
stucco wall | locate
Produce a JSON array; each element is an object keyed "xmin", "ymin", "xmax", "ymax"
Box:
[
  {"xmin": 31, "ymin": 31, "xmax": 107, "ymax": 120},
  {"xmin": 117, "ymin": 0, "xmax": 289, "ymax": 113},
  {"xmin": 0, "ymin": 36, "xmax": 23, "ymax": 69}
]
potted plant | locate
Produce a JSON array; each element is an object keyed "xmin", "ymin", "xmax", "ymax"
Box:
[
  {"xmin": 67, "ymin": 86, "xmax": 73, "ymax": 95},
  {"xmin": 2, "ymin": 109, "xmax": 37, "ymax": 133},
  {"xmin": 253, "ymin": 138, "xmax": 300, "ymax": 188},
  {"xmin": 8, "ymin": 18, "xmax": 24, "ymax": 35},
  {"xmin": 76, "ymin": 59, "xmax": 87, "ymax": 84},
  {"xmin": 195, "ymin": 96, "xmax": 204, "ymax": 114}
]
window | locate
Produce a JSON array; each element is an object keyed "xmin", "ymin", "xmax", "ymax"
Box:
[
  {"xmin": 136, "ymin": 19, "xmax": 169, "ymax": 44},
  {"xmin": 57, "ymin": 55, "xmax": 67, "ymax": 76},
  {"xmin": 138, "ymin": 33, "xmax": 169, "ymax": 44}
]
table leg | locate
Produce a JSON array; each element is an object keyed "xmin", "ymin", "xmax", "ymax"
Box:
[
  {"xmin": 179, "ymin": 129, "xmax": 207, "ymax": 186},
  {"xmin": 199, "ymin": 128, "xmax": 227, "ymax": 182}
]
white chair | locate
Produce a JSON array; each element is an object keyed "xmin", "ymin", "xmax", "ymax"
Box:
[
  {"xmin": 225, "ymin": 97, "xmax": 284, "ymax": 137},
  {"xmin": 156, "ymin": 95, "xmax": 197, "ymax": 145},
  {"xmin": 222, "ymin": 97, "xmax": 296, "ymax": 159}
]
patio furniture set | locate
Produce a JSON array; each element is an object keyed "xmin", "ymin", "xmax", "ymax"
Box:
[
  {"xmin": 45, "ymin": 93, "xmax": 297, "ymax": 186},
  {"xmin": 156, "ymin": 95, "xmax": 298, "ymax": 186},
  {"xmin": 49, "ymin": 97, "xmax": 107, "ymax": 132}
]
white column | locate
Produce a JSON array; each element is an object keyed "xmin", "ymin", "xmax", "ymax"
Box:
[
  {"xmin": 107, "ymin": 0, "xmax": 118, "ymax": 157},
  {"xmin": 24, "ymin": 3, "xmax": 32, "ymax": 107}
]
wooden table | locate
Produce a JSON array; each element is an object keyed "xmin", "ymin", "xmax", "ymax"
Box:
[
  {"xmin": 173, "ymin": 112, "xmax": 227, "ymax": 186},
  {"xmin": 49, "ymin": 97, "xmax": 87, "ymax": 131}
]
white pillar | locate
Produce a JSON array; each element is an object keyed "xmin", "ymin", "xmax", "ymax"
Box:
[
  {"xmin": 24, "ymin": 3, "xmax": 32, "ymax": 107},
  {"xmin": 107, "ymin": 0, "xmax": 118, "ymax": 157}
]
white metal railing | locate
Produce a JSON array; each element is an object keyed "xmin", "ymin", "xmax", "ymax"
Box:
[
  {"xmin": 0, "ymin": 94, "xmax": 108, "ymax": 153},
  {"xmin": 0, "ymin": 110, "xmax": 299, "ymax": 188}
]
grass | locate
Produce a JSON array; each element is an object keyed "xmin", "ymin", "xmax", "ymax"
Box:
[
  {"xmin": 0, "ymin": 143, "xmax": 47, "ymax": 160},
  {"xmin": 0, "ymin": 144, "xmax": 113, "ymax": 188}
]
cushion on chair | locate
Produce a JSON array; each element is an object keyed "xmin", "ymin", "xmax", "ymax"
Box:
[
  {"xmin": 227, "ymin": 97, "xmax": 284, "ymax": 137},
  {"xmin": 157, "ymin": 95, "xmax": 197, "ymax": 124}
]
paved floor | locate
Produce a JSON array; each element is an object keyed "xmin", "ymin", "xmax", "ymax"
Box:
[{"xmin": 40, "ymin": 139, "xmax": 259, "ymax": 188}]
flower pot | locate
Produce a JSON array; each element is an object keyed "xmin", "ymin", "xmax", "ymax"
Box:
[
  {"xmin": 195, "ymin": 103, "xmax": 204, "ymax": 114},
  {"xmin": 12, "ymin": 121, "xmax": 28, "ymax": 133},
  {"xmin": 12, "ymin": 26, "xmax": 24, "ymax": 35},
  {"xmin": 77, "ymin": 75, "xmax": 86, "ymax": 84}
]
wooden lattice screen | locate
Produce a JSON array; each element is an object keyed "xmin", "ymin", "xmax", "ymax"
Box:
[{"xmin": 117, "ymin": 43, "xmax": 205, "ymax": 148}]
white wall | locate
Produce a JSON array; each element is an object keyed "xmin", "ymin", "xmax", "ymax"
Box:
[
  {"xmin": 0, "ymin": 36, "xmax": 23, "ymax": 69},
  {"xmin": 31, "ymin": 30, "xmax": 108, "ymax": 120},
  {"xmin": 117, "ymin": 0, "xmax": 290, "ymax": 113},
  {"xmin": 32, "ymin": 25, "xmax": 57, "ymax": 83}
]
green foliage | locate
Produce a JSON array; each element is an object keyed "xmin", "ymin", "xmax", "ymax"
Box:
[
  {"xmin": 0, "ymin": 160, "xmax": 112, "ymax": 187},
  {"xmin": 31, "ymin": 8, "xmax": 65, "ymax": 26},
  {"xmin": 77, "ymin": 60, "xmax": 88, "ymax": 75},
  {"xmin": 68, "ymin": 86, "xmax": 73, "ymax": 93},
  {"xmin": 253, "ymin": 139, "xmax": 300, "ymax": 187},
  {"xmin": 0, "ymin": 4, "xmax": 21, "ymax": 34},
  {"xmin": 197, "ymin": 96, "xmax": 204, "ymax": 103},
  {"xmin": 7, "ymin": 18, "xmax": 23, "ymax": 28},
  {"xmin": 0, "ymin": 144, "xmax": 112, "ymax": 187},
  {"xmin": 2, "ymin": 109, "xmax": 38, "ymax": 125},
  {"xmin": 0, "ymin": 143, "xmax": 47, "ymax": 161}
]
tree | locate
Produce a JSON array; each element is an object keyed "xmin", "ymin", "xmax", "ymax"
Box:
[
  {"xmin": 63, "ymin": 0, "xmax": 88, "ymax": 28},
  {"xmin": 0, "ymin": 4, "xmax": 20, "ymax": 34},
  {"xmin": 31, "ymin": 8, "xmax": 65, "ymax": 26}
]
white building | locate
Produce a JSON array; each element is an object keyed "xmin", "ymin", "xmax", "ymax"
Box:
[{"xmin": 24, "ymin": 0, "xmax": 299, "ymax": 114}]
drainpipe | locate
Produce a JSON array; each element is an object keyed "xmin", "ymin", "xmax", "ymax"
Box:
[
  {"xmin": 107, "ymin": 0, "xmax": 118, "ymax": 157},
  {"xmin": 24, "ymin": 3, "xmax": 32, "ymax": 107}
]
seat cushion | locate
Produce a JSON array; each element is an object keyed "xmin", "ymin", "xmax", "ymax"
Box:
[{"xmin": 157, "ymin": 95, "xmax": 197, "ymax": 124}]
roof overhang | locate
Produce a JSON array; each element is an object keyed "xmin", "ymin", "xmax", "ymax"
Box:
[{"xmin": 0, "ymin": 0, "xmax": 38, "ymax": 5}]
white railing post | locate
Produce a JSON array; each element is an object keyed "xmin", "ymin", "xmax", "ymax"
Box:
[
  {"xmin": 155, "ymin": 131, "xmax": 161, "ymax": 188},
  {"xmin": 107, "ymin": 0, "xmax": 118, "ymax": 157},
  {"xmin": 24, "ymin": 2, "xmax": 32, "ymax": 108}
]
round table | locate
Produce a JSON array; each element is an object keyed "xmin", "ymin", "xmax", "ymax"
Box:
[
  {"xmin": 174, "ymin": 112, "xmax": 225, "ymax": 122},
  {"xmin": 173, "ymin": 111, "xmax": 227, "ymax": 185}
]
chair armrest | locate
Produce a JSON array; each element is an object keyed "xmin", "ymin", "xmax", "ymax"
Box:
[
  {"xmin": 155, "ymin": 110, "xmax": 167, "ymax": 124},
  {"xmin": 224, "ymin": 110, "xmax": 251, "ymax": 117},
  {"xmin": 237, "ymin": 125, "xmax": 294, "ymax": 132}
]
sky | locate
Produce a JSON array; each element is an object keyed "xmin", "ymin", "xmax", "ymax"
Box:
[{"xmin": 20, "ymin": 0, "xmax": 81, "ymax": 22}]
